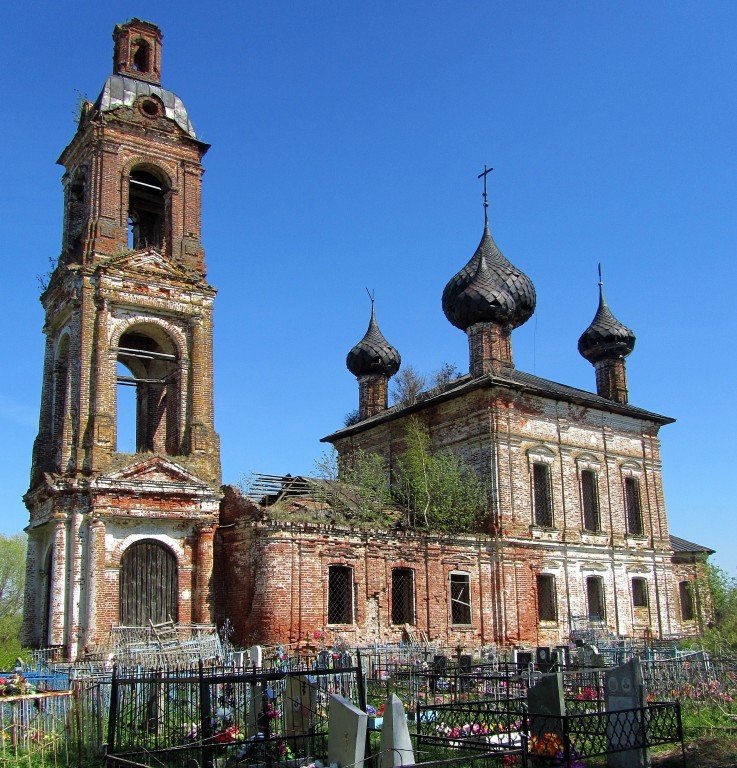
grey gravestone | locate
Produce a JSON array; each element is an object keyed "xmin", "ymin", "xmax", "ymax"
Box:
[
  {"xmin": 285, "ymin": 675, "xmax": 316, "ymax": 757},
  {"xmin": 328, "ymin": 695, "xmax": 368, "ymax": 768},
  {"xmin": 246, "ymin": 683, "xmax": 263, "ymax": 737},
  {"xmin": 604, "ymin": 658, "xmax": 649, "ymax": 768},
  {"xmin": 527, "ymin": 672, "xmax": 565, "ymax": 743},
  {"xmin": 250, "ymin": 644, "xmax": 263, "ymax": 668},
  {"xmin": 379, "ymin": 694, "xmax": 415, "ymax": 768}
]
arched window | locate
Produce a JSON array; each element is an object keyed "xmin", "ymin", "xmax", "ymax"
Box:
[
  {"xmin": 116, "ymin": 325, "xmax": 179, "ymax": 454},
  {"xmin": 132, "ymin": 39, "xmax": 150, "ymax": 73},
  {"xmin": 120, "ymin": 540, "xmax": 178, "ymax": 626},
  {"xmin": 128, "ymin": 167, "xmax": 168, "ymax": 252}
]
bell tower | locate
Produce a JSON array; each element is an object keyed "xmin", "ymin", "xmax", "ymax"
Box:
[{"xmin": 22, "ymin": 20, "xmax": 221, "ymax": 659}]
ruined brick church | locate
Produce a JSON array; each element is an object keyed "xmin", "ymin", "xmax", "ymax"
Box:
[{"xmin": 22, "ymin": 20, "xmax": 711, "ymax": 659}]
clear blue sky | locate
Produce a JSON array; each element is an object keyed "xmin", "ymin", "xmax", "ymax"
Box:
[{"xmin": 2, "ymin": 2, "xmax": 735, "ymax": 574}]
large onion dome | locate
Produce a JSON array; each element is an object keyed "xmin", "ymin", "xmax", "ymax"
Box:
[
  {"xmin": 578, "ymin": 276, "xmax": 636, "ymax": 363},
  {"xmin": 442, "ymin": 218, "xmax": 536, "ymax": 331},
  {"xmin": 346, "ymin": 304, "xmax": 401, "ymax": 377}
]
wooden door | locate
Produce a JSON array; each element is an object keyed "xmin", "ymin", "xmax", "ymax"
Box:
[{"xmin": 120, "ymin": 540, "xmax": 178, "ymax": 625}]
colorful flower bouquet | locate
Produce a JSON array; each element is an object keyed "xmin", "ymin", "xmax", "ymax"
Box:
[{"xmin": 0, "ymin": 674, "xmax": 35, "ymax": 697}]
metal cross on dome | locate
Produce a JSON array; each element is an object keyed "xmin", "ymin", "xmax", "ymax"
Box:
[{"xmin": 477, "ymin": 164, "xmax": 493, "ymax": 217}]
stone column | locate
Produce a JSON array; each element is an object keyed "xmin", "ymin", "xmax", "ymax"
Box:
[
  {"xmin": 84, "ymin": 518, "xmax": 106, "ymax": 651},
  {"xmin": 194, "ymin": 523, "xmax": 216, "ymax": 624},
  {"xmin": 49, "ymin": 519, "xmax": 68, "ymax": 648}
]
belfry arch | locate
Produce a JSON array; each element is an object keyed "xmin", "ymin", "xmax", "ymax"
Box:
[
  {"xmin": 119, "ymin": 540, "xmax": 178, "ymax": 625},
  {"xmin": 127, "ymin": 165, "xmax": 170, "ymax": 253},
  {"xmin": 115, "ymin": 323, "xmax": 182, "ymax": 455}
]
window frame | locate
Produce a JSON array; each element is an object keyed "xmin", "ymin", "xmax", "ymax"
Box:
[
  {"xmin": 449, "ymin": 571, "xmax": 472, "ymax": 626},
  {"xmin": 586, "ymin": 575, "xmax": 606, "ymax": 622},
  {"xmin": 624, "ymin": 475, "xmax": 644, "ymax": 536},
  {"xmin": 532, "ymin": 461, "xmax": 554, "ymax": 528},
  {"xmin": 391, "ymin": 567, "xmax": 415, "ymax": 626},
  {"xmin": 679, "ymin": 580, "xmax": 695, "ymax": 622},
  {"xmin": 631, "ymin": 577, "xmax": 649, "ymax": 608},
  {"xmin": 327, "ymin": 565, "xmax": 355, "ymax": 625},
  {"xmin": 580, "ymin": 468, "xmax": 601, "ymax": 533},
  {"xmin": 536, "ymin": 573, "xmax": 558, "ymax": 622}
]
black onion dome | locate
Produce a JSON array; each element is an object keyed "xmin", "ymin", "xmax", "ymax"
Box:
[
  {"xmin": 445, "ymin": 252, "xmax": 516, "ymax": 329},
  {"xmin": 346, "ymin": 304, "xmax": 401, "ymax": 377},
  {"xmin": 442, "ymin": 219, "xmax": 536, "ymax": 331},
  {"xmin": 578, "ymin": 281, "xmax": 636, "ymax": 363}
]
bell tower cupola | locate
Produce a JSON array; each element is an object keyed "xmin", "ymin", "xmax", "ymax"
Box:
[{"xmin": 113, "ymin": 18, "xmax": 163, "ymax": 85}]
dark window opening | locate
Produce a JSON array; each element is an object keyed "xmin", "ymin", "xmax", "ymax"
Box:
[
  {"xmin": 120, "ymin": 540, "xmax": 178, "ymax": 626},
  {"xmin": 533, "ymin": 462, "xmax": 554, "ymax": 527},
  {"xmin": 132, "ymin": 39, "xmax": 150, "ymax": 72},
  {"xmin": 391, "ymin": 568, "xmax": 415, "ymax": 625},
  {"xmin": 536, "ymin": 574, "xmax": 557, "ymax": 622},
  {"xmin": 67, "ymin": 170, "xmax": 86, "ymax": 255},
  {"xmin": 632, "ymin": 578, "xmax": 648, "ymax": 608},
  {"xmin": 116, "ymin": 328, "xmax": 179, "ymax": 455},
  {"xmin": 52, "ymin": 337, "xmax": 70, "ymax": 470},
  {"xmin": 624, "ymin": 476, "xmax": 644, "ymax": 535},
  {"xmin": 128, "ymin": 168, "xmax": 167, "ymax": 251},
  {"xmin": 42, "ymin": 549, "xmax": 53, "ymax": 646},
  {"xmin": 328, "ymin": 566, "xmax": 353, "ymax": 624},
  {"xmin": 586, "ymin": 576, "xmax": 605, "ymax": 621},
  {"xmin": 450, "ymin": 572, "xmax": 471, "ymax": 625},
  {"xmin": 581, "ymin": 469, "xmax": 601, "ymax": 532},
  {"xmin": 679, "ymin": 581, "xmax": 695, "ymax": 621}
]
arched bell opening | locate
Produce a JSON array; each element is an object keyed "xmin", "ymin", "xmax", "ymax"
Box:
[
  {"xmin": 127, "ymin": 166, "xmax": 170, "ymax": 253},
  {"xmin": 116, "ymin": 325, "xmax": 180, "ymax": 455}
]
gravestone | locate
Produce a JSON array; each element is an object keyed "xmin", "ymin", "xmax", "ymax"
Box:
[
  {"xmin": 379, "ymin": 694, "xmax": 415, "ymax": 768},
  {"xmin": 250, "ymin": 644, "xmax": 263, "ymax": 668},
  {"xmin": 231, "ymin": 650, "xmax": 246, "ymax": 668},
  {"xmin": 317, "ymin": 649, "xmax": 332, "ymax": 668},
  {"xmin": 429, "ymin": 655, "xmax": 447, "ymax": 693},
  {"xmin": 527, "ymin": 672, "xmax": 565, "ymax": 744},
  {"xmin": 536, "ymin": 646, "xmax": 554, "ymax": 673},
  {"xmin": 458, "ymin": 654, "xmax": 472, "ymax": 693},
  {"xmin": 285, "ymin": 675, "xmax": 317, "ymax": 757},
  {"xmin": 604, "ymin": 658, "xmax": 649, "ymax": 768},
  {"xmin": 515, "ymin": 649, "xmax": 533, "ymax": 672},
  {"xmin": 246, "ymin": 683, "xmax": 263, "ymax": 737},
  {"xmin": 328, "ymin": 695, "xmax": 368, "ymax": 768}
]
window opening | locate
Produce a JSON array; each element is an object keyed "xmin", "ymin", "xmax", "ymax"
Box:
[
  {"xmin": 624, "ymin": 476, "xmax": 644, "ymax": 535},
  {"xmin": 128, "ymin": 169, "xmax": 166, "ymax": 251},
  {"xmin": 581, "ymin": 469, "xmax": 601, "ymax": 532},
  {"xmin": 132, "ymin": 39, "xmax": 150, "ymax": 72},
  {"xmin": 391, "ymin": 568, "xmax": 415, "ymax": 625},
  {"xmin": 328, "ymin": 566, "xmax": 353, "ymax": 624},
  {"xmin": 533, "ymin": 462, "xmax": 553, "ymax": 527},
  {"xmin": 536, "ymin": 574, "xmax": 557, "ymax": 621},
  {"xmin": 586, "ymin": 576, "xmax": 605, "ymax": 621},
  {"xmin": 115, "ymin": 329, "xmax": 179, "ymax": 454},
  {"xmin": 632, "ymin": 578, "xmax": 648, "ymax": 608},
  {"xmin": 450, "ymin": 572, "xmax": 471, "ymax": 625},
  {"xmin": 51, "ymin": 337, "xmax": 70, "ymax": 470},
  {"xmin": 120, "ymin": 540, "xmax": 178, "ymax": 625},
  {"xmin": 679, "ymin": 581, "xmax": 695, "ymax": 621}
]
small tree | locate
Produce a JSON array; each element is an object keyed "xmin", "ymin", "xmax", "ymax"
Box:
[
  {"xmin": 394, "ymin": 417, "xmax": 487, "ymax": 532},
  {"xmin": 0, "ymin": 534, "xmax": 26, "ymax": 669},
  {"xmin": 703, "ymin": 563, "xmax": 737, "ymax": 650},
  {"xmin": 313, "ymin": 447, "xmax": 391, "ymax": 523},
  {"xmin": 432, "ymin": 362, "xmax": 459, "ymax": 387},
  {"xmin": 390, "ymin": 365, "xmax": 427, "ymax": 407}
]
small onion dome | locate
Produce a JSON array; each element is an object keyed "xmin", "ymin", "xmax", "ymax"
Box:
[
  {"xmin": 578, "ymin": 281, "xmax": 636, "ymax": 363},
  {"xmin": 346, "ymin": 304, "xmax": 401, "ymax": 377},
  {"xmin": 442, "ymin": 219, "xmax": 536, "ymax": 331},
  {"xmin": 445, "ymin": 252, "xmax": 516, "ymax": 329}
]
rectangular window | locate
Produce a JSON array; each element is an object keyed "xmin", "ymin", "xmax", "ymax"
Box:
[
  {"xmin": 632, "ymin": 577, "xmax": 648, "ymax": 608},
  {"xmin": 533, "ymin": 463, "xmax": 554, "ymax": 527},
  {"xmin": 624, "ymin": 477, "xmax": 644, "ymax": 535},
  {"xmin": 391, "ymin": 568, "xmax": 415, "ymax": 625},
  {"xmin": 679, "ymin": 580, "xmax": 695, "ymax": 621},
  {"xmin": 536, "ymin": 574, "xmax": 557, "ymax": 622},
  {"xmin": 328, "ymin": 566, "xmax": 354, "ymax": 624},
  {"xmin": 586, "ymin": 576, "xmax": 605, "ymax": 621},
  {"xmin": 581, "ymin": 469, "xmax": 601, "ymax": 532},
  {"xmin": 450, "ymin": 572, "xmax": 472, "ymax": 625}
]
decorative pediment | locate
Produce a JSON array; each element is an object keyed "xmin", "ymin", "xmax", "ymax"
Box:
[
  {"xmin": 96, "ymin": 455, "xmax": 211, "ymax": 489},
  {"xmin": 100, "ymin": 248, "xmax": 202, "ymax": 284}
]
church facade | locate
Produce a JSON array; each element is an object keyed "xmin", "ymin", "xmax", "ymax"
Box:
[{"xmin": 23, "ymin": 21, "xmax": 711, "ymax": 659}]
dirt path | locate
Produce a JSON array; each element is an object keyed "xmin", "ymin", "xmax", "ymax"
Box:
[{"xmin": 651, "ymin": 736, "xmax": 737, "ymax": 768}]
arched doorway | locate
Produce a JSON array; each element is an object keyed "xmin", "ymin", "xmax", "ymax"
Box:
[{"xmin": 119, "ymin": 540, "xmax": 178, "ymax": 626}]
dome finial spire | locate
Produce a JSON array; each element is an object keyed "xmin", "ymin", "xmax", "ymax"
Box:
[
  {"xmin": 478, "ymin": 164, "xmax": 493, "ymax": 224},
  {"xmin": 598, "ymin": 262, "xmax": 607, "ymax": 305}
]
